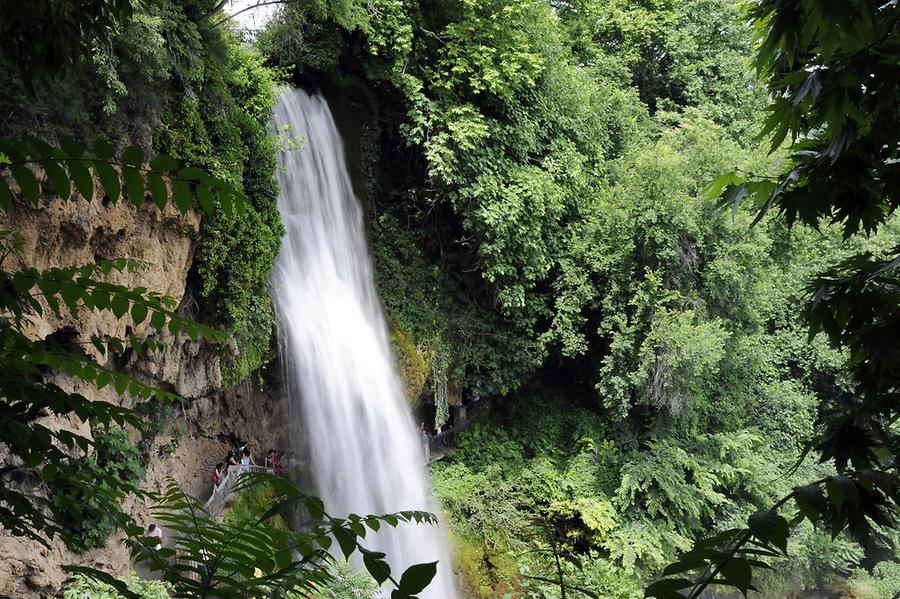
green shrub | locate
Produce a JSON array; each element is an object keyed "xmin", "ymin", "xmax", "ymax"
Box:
[
  {"xmin": 316, "ymin": 560, "xmax": 380, "ymax": 599},
  {"xmin": 518, "ymin": 549, "xmax": 642, "ymax": 599},
  {"xmin": 223, "ymin": 480, "xmax": 288, "ymax": 531},
  {"xmin": 845, "ymin": 561, "xmax": 900, "ymax": 599},
  {"xmin": 0, "ymin": 2, "xmax": 284, "ymax": 385},
  {"xmin": 221, "ymin": 294, "xmax": 277, "ymax": 387},
  {"xmin": 156, "ymin": 426, "xmax": 183, "ymax": 460},
  {"xmin": 134, "ymin": 400, "xmax": 178, "ymax": 461},
  {"xmin": 63, "ymin": 573, "xmax": 172, "ymax": 599},
  {"xmin": 154, "ymin": 32, "xmax": 283, "ymax": 383},
  {"xmin": 50, "ymin": 427, "xmax": 144, "ymax": 551}
]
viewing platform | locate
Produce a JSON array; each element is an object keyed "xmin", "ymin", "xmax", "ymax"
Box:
[{"xmin": 203, "ymin": 464, "xmax": 273, "ymax": 519}]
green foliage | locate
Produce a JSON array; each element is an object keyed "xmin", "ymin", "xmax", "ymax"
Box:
[
  {"xmin": 263, "ymin": 0, "xmax": 643, "ymax": 395},
  {"xmin": 759, "ymin": 522, "xmax": 861, "ymax": 595},
  {"xmin": 149, "ymin": 16, "xmax": 283, "ymax": 381},
  {"xmin": 262, "ymin": 1, "xmax": 900, "ymax": 596},
  {"xmin": 634, "ymin": 309, "xmax": 730, "ymax": 414},
  {"xmin": 156, "ymin": 425, "xmax": 183, "ymax": 460},
  {"xmin": 157, "ymin": 38, "xmax": 283, "ymax": 329},
  {"xmin": 845, "ymin": 561, "xmax": 900, "ymax": 599},
  {"xmin": 221, "ymin": 294, "xmax": 277, "ymax": 387},
  {"xmin": 650, "ymin": 0, "xmax": 900, "ymax": 595},
  {"xmin": 431, "ymin": 383, "xmax": 851, "ymax": 597},
  {"xmin": 135, "ymin": 400, "xmax": 180, "ymax": 461},
  {"xmin": 223, "ymin": 475, "xmax": 289, "ymax": 531},
  {"xmin": 714, "ymin": 0, "xmax": 900, "ymax": 238},
  {"xmin": 556, "ymin": 0, "xmax": 764, "ymax": 134},
  {"xmin": 260, "ymin": 0, "xmax": 783, "ymax": 412},
  {"xmin": 64, "ymin": 572, "xmax": 173, "ymax": 599},
  {"xmin": 430, "ymin": 394, "xmax": 651, "ymax": 590},
  {"xmin": 50, "ymin": 427, "xmax": 144, "ymax": 552},
  {"xmin": 0, "ymin": 137, "xmax": 249, "ymax": 214},
  {"xmin": 371, "ymin": 212, "xmax": 540, "ymax": 395},
  {"xmin": 518, "ymin": 549, "xmax": 641, "ymax": 599},
  {"xmin": 0, "ymin": 0, "xmax": 136, "ymax": 86},
  {"xmin": 0, "ymin": 1, "xmax": 284, "ymax": 385},
  {"xmin": 130, "ymin": 475, "xmax": 439, "ymax": 599},
  {"xmin": 317, "ymin": 560, "xmax": 381, "ymax": 599}
]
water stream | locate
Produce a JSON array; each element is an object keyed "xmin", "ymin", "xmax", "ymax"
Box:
[{"xmin": 270, "ymin": 88, "xmax": 458, "ymax": 598}]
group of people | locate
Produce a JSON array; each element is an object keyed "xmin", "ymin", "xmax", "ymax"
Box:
[{"xmin": 210, "ymin": 442, "xmax": 291, "ymax": 489}]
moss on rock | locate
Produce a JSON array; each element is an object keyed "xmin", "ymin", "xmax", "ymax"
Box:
[{"xmin": 388, "ymin": 316, "xmax": 430, "ymax": 407}]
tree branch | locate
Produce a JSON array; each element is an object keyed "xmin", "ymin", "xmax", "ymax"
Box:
[
  {"xmin": 208, "ymin": 0, "xmax": 306, "ymax": 29},
  {"xmin": 202, "ymin": 0, "xmax": 231, "ymax": 21}
]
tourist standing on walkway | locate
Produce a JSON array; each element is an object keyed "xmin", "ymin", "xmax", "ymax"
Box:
[
  {"xmin": 199, "ymin": 548, "xmax": 211, "ymax": 590},
  {"xmin": 273, "ymin": 451, "xmax": 283, "ymax": 476},
  {"xmin": 419, "ymin": 423, "xmax": 430, "ymax": 463},
  {"xmin": 211, "ymin": 463, "xmax": 224, "ymax": 488},
  {"xmin": 147, "ymin": 523, "xmax": 162, "ymax": 550}
]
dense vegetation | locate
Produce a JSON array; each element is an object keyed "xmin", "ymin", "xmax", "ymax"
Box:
[
  {"xmin": 51, "ymin": 428, "xmax": 144, "ymax": 552},
  {"xmin": 259, "ymin": 0, "xmax": 779, "ymax": 399},
  {"xmin": 63, "ymin": 573, "xmax": 173, "ymax": 599},
  {"xmin": 260, "ymin": 0, "xmax": 900, "ymax": 596},
  {"xmin": 0, "ymin": 0, "xmax": 283, "ymax": 384},
  {"xmin": 0, "ymin": 4, "xmax": 443, "ymax": 595},
  {"xmin": 0, "ymin": 2, "xmax": 289, "ymax": 570},
  {"xmin": 1, "ymin": 0, "xmax": 898, "ymax": 597}
]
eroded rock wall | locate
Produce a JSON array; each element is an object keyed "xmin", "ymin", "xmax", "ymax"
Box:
[{"xmin": 0, "ymin": 184, "xmax": 286, "ymax": 596}]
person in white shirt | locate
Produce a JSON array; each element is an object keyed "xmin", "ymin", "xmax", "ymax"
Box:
[
  {"xmin": 240, "ymin": 448, "xmax": 256, "ymax": 472},
  {"xmin": 147, "ymin": 523, "xmax": 162, "ymax": 550}
]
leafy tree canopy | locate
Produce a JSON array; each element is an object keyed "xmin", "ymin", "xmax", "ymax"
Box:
[{"xmin": 259, "ymin": 0, "xmax": 900, "ymax": 597}]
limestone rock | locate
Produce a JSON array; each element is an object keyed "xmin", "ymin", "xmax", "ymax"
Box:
[{"xmin": 0, "ymin": 189, "xmax": 285, "ymax": 597}]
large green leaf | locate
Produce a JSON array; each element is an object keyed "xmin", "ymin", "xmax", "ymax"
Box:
[
  {"xmin": 43, "ymin": 160, "xmax": 70, "ymax": 200},
  {"xmin": 397, "ymin": 561, "xmax": 438, "ymax": 596},
  {"xmin": 10, "ymin": 164, "xmax": 39, "ymax": 204},
  {"xmin": 94, "ymin": 162, "xmax": 121, "ymax": 203},
  {"xmin": 122, "ymin": 167, "xmax": 144, "ymax": 207},
  {"xmin": 719, "ymin": 557, "xmax": 752, "ymax": 596},
  {"xmin": 122, "ymin": 145, "xmax": 144, "ymax": 168},
  {"xmin": 147, "ymin": 172, "xmax": 167, "ymax": 210},
  {"xmin": 68, "ymin": 160, "xmax": 94, "ymax": 199},
  {"xmin": 748, "ymin": 510, "xmax": 788, "ymax": 554}
]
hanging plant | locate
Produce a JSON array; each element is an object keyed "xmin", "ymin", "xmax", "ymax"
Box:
[{"xmin": 432, "ymin": 350, "xmax": 449, "ymax": 430}]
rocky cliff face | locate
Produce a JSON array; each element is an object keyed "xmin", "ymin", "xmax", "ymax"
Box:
[{"xmin": 0, "ymin": 186, "xmax": 287, "ymax": 597}]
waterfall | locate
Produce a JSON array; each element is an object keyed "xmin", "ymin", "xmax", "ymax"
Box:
[{"xmin": 270, "ymin": 88, "xmax": 458, "ymax": 598}]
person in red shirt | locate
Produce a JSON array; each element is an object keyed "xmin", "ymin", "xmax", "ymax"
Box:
[
  {"xmin": 273, "ymin": 451, "xmax": 283, "ymax": 476},
  {"xmin": 211, "ymin": 462, "xmax": 224, "ymax": 487}
]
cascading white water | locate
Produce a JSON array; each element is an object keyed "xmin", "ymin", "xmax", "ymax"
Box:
[{"xmin": 270, "ymin": 88, "xmax": 458, "ymax": 598}]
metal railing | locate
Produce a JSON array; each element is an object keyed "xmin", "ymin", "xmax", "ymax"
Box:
[
  {"xmin": 174, "ymin": 465, "xmax": 275, "ymax": 582},
  {"xmin": 422, "ymin": 399, "xmax": 492, "ymax": 463},
  {"xmin": 202, "ymin": 465, "xmax": 274, "ymax": 519},
  {"xmin": 428, "ymin": 429, "xmax": 456, "ymax": 456}
]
